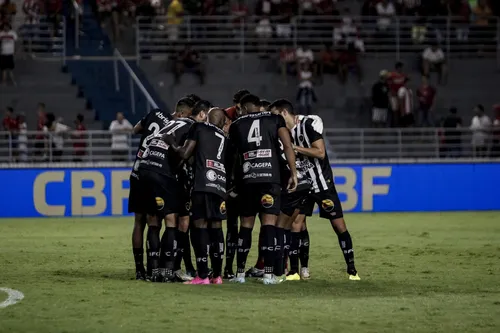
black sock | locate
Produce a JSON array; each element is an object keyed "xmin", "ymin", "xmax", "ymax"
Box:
[
  {"xmin": 274, "ymin": 227, "xmax": 285, "ymax": 276},
  {"xmin": 289, "ymin": 231, "xmax": 300, "ymax": 274},
  {"xmin": 146, "ymin": 226, "xmax": 161, "ymax": 271},
  {"xmin": 261, "ymin": 225, "xmax": 276, "ymax": 275},
  {"xmin": 160, "ymin": 227, "xmax": 177, "ymax": 277},
  {"xmin": 299, "ymin": 229, "xmax": 310, "ymax": 268},
  {"xmin": 225, "ymin": 214, "xmax": 239, "ymax": 273},
  {"xmin": 283, "ymin": 229, "xmax": 291, "ymax": 273},
  {"xmin": 236, "ymin": 226, "xmax": 253, "ymax": 274},
  {"xmin": 196, "ymin": 228, "xmax": 210, "ymax": 279},
  {"xmin": 256, "ymin": 225, "xmax": 264, "ymax": 267},
  {"xmin": 174, "ymin": 230, "xmax": 187, "ymax": 271},
  {"xmin": 209, "ymin": 228, "xmax": 224, "ymax": 278},
  {"xmin": 337, "ymin": 230, "xmax": 356, "ymax": 273},
  {"xmin": 133, "ymin": 248, "xmax": 144, "ymax": 272},
  {"xmin": 183, "ymin": 231, "xmax": 195, "ymax": 272}
]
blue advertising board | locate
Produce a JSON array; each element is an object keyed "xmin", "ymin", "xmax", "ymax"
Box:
[{"xmin": 0, "ymin": 163, "xmax": 499, "ymax": 217}]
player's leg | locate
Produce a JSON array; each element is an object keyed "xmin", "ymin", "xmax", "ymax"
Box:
[
  {"xmin": 208, "ymin": 196, "xmax": 226, "ymax": 284},
  {"xmin": 159, "ymin": 213, "xmax": 177, "ymax": 281},
  {"xmin": 245, "ymin": 224, "xmax": 264, "ymax": 278},
  {"xmin": 173, "ymin": 214, "xmax": 194, "ymax": 282},
  {"xmin": 289, "ymin": 213, "xmax": 305, "ymax": 279},
  {"xmin": 223, "ymin": 196, "xmax": 239, "ymax": 279},
  {"xmin": 132, "ymin": 213, "xmax": 147, "ymax": 280},
  {"xmin": 299, "ymin": 218, "xmax": 310, "ymax": 279},
  {"xmin": 317, "ymin": 188, "xmax": 360, "ymax": 280}
]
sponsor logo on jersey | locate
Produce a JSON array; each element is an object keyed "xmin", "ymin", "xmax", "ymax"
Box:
[
  {"xmin": 261, "ymin": 194, "xmax": 274, "ymax": 208},
  {"xmin": 243, "ymin": 149, "xmax": 272, "ymax": 160},
  {"xmin": 150, "ymin": 150, "xmax": 165, "ymax": 159},
  {"xmin": 220, "ymin": 201, "xmax": 226, "ymax": 215},
  {"xmin": 206, "ymin": 159, "xmax": 226, "ymax": 172},
  {"xmin": 206, "ymin": 170, "xmax": 218, "ymax": 182},
  {"xmin": 155, "ymin": 111, "xmax": 171, "ymax": 126},
  {"xmin": 243, "ymin": 172, "xmax": 272, "ymax": 179},
  {"xmin": 205, "ymin": 183, "xmax": 227, "ymax": 193},
  {"xmin": 321, "ymin": 199, "xmax": 334, "ymax": 212},
  {"xmin": 149, "ymin": 138, "xmax": 169, "ymax": 150},
  {"xmin": 156, "ymin": 197, "xmax": 165, "ymax": 210},
  {"xmin": 242, "ymin": 162, "xmax": 272, "ymax": 173}
]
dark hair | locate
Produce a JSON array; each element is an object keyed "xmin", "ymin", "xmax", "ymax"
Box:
[
  {"xmin": 395, "ymin": 61, "xmax": 403, "ymax": 70},
  {"xmin": 233, "ymin": 89, "xmax": 250, "ymax": 104},
  {"xmin": 450, "ymin": 107, "xmax": 458, "ymax": 114},
  {"xmin": 269, "ymin": 99, "xmax": 295, "ymax": 115},
  {"xmin": 6, "ymin": 107, "xmax": 14, "ymax": 113},
  {"xmin": 185, "ymin": 93, "xmax": 201, "ymax": 103},
  {"xmin": 192, "ymin": 100, "xmax": 212, "ymax": 116},
  {"xmin": 45, "ymin": 113, "xmax": 56, "ymax": 126},
  {"xmin": 77, "ymin": 114, "xmax": 84, "ymax": 122},
  {"xmin": 260, "ymin": 99, "xmax": 271, "ymax": 109},
  {"xmin": 176, "ymin": 97, "xmax": 195, "ymax": 113},
  {"xmin": 239, "ymin": 94, "xmax": 260, "ymax": 107},
  {"xmin": 38, "ymin": 102, "xmax": 46, "ymax": 109},
  {"xmin": 476, "ymin": 104, "xmax": 485, "ymax": 112}
]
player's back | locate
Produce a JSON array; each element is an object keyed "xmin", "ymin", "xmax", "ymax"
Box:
[{"xmin": 230, "ymin": 111, "xmax": 285, "ymax": 185}]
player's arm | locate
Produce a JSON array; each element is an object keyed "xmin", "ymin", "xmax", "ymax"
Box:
[
  {"xmin": 163, "ymin": 134, "xmax": 197, "ymax": 160},
  {"xmin": 133, "ymin": 120, "xmax": 144, "ymax": 134},
  {"xmin": 278, "ymin": 127, "xmax": 298, "ymax": 192},
  {"xmin": 293, "ymin": 118, "xmax": 326, "ymax": 159}
]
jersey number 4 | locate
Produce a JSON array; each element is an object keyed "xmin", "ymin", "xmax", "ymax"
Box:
[{"xmin": 247, "ymin": 119, "xmax": 263, "ymax": 147}]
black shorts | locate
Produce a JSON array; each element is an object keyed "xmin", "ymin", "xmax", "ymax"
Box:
[
  {"xmin": 239, "ymin": 183, "xmax": 281, "ymax": 217},
  {"xmin": 137, "ymin": 170, "xmax": 180, "ymax": 217},
  {"xmin": 302, "ymin": 186, "xmax": 344, "ymax": 220},
  {"xmin": 191, "ymin": 192, "xmax": 226, "ymax": 222},
  {"xmin": 281, "ymin": 189, "xmax": 310, "ymax": 217},
  {"xmin": 127, "ymin": 172, "xmax": 143, "ymax": 214},
  {"xmin": 0, "ymin": 55, "xmax": 14, "ymax": 70}
]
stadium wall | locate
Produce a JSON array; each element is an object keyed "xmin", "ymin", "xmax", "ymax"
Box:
[{"xmin": 0, "ymin": 163, "xmax": 499, "ymax": 217}]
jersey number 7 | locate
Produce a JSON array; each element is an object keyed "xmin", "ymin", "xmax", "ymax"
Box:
[{"xmin": 247, "ymin": 119, "xmax": 263, "ymax": 146}]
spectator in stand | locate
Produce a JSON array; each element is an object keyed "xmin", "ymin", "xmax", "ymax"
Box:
[
  {"xmin": 167, "ymin": 0, "xmax": 184, "ymax": 41},
  {"xmin": 387, "ymin": 61, "xmax": 408, "ymax": 114},
  {"xmin": 174, "ymin": 43, "xmax": 205, "ymax": 84},
  {"xmin": 416, "ymin": 75, "xmax": 436, "ymax": 127},
  {"xmin": 422, "ymin": 42, "xmax": 447, "ymax": 85},
  {"xmin": 300, "ymin": 0, "xmax": 316, "ymax": 16},
  {"xmin": 275, "ymin": 0, "xmax": 296, "ymax": 39},
  {"xmin": 73, "ymin": 114, "xmax": 87, "ymax": 161},
  {"xmin": 371, "ymin": 70, "xmax": 390, "ymax": 127},
  {"xmin": 318, "ymin": 43, "xmax": 346, "ymax": 84},
  {"xmin": 23, "ymin": 0, "xmax": 40, "ymax": 25},
  {"xmin": 361, "ymin": 0, "xmax": 378, "ymax": 16},
  {"xmin": 17, "ymin": 113, "xmax": 27, "ymax": 162},
  {"xmin": 279, "ymin": 43, "xmax": 296, "ymax": 84},
  {"xmin": 341, "ymin": 42, "xmax": 363, "ymax": 83},
  {"xmin": 109, "ymin": 112, "xmax": 133, "ymax": 161},
  {"xmin": 3, "ymin": 106, "xmax": 17, "ymax": 132},
  {"xmin": 397, "ymin": 77, "xmax": 415, "ymax": 127},
  {"xmin": 296, "ymin": 43, "xmax": 314, "ymax": 65},
  {"xmin": 492, "ymin": 104, "xmax": 500, "ymax": 157},
  {"xmin": 333, "ymin": 13, "xmax": 359, "ymax": 48},
  {"xmin": 376, "ymin": 0, "xmax": 396, "ymax": 31},
  {"xmin": 470, "ymin": 104, "xmax": 491, "ymax": 157},
  {"xmin": 231, "ymin": 0, "xmax": 248, "ymax": 33},
  {"xmin": 0, "ymin": 23, "xmax": 17, "ymax": 85},
  {"xmin": 0, "ymin": 0, "xmax": 16, "ymax": 25},
  {"xmin": 45, "ymin": 0, "xmax": 63, "ymax": 38},
  {"xmin": 255, "ymin": 17, "xmax": 273, "ymax": 49},
  {"xmin": 449, "ymin": 0, "xmax": 471, "ymax": 43},
  {"xmin": 255, "ymin": 0, "xmax": 275, "ymax": 16},
  {"xmin": 34, "ymin": 103, "xmax": 46, "ymax": 160},
  {"xmin": 43, "ymin": 113, "xmax": 70, "ymax": 162},
  {"xmin": 397, "ymin": 0, "xmax": 422, "ymax": 15},
  {"xmin": 471, "ymin": 0, "xmax": 494, "ymax": 50},
  {"xmin": 296, "ymin": 62, "xmax": 317, "ymax": 115},
  {"xmin": 441, "ymin": 107, "xmax": 462, "ymax": 157},
  {"xmin": 411, "ymin": 16, "xmax": 428, "ymax": 45},
  {"xmin": 472, "ymin": 0, "xmax": 493, "ymax": 27}
]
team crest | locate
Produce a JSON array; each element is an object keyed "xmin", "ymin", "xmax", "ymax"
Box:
[
  {"xmin": 220, "ymin": 201, "xmax": 227, "ymax": 215},
  {"xmin": 261, "ymin": 194, "xmax": 274, "ymax": 208},
  {"xmin": 321, "ymin": 199, "xmax": 334, "ymax": 212},
  {"xmin": 155, "ymin": 197, "xmax": 165, "ymax": 210}
]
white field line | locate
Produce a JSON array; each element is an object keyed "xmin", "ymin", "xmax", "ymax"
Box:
[{"xmin": 0, "ymin": 288, "xmax": 24, "ymax": 308}]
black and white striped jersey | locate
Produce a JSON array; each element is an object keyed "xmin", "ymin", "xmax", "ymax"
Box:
[{"xmin": 291, "ymin": 115, "xmax": 334, "ymax": 193}]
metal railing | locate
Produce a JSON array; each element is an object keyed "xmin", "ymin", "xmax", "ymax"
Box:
[
  {"xmin": 113, "ymin": 49, "xmax": 159, "ymax": 115},
  {"xmin": 1, "ymin": 128, "xmax": 499, "ymax": 163},
  {"xmin": 137, "ymin": 15, "xmax": 499, "ymax": 61},
  {"xmin": 14, "ymin": 17, "xmax": 66, "ymax": 60}
]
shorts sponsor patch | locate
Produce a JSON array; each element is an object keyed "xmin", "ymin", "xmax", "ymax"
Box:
[
  {"xmin": 261, "ymin": 194, "xmax": 274, "ymax": 208},
  {"xmin": 321, "ymin": 199, "xmax": 334, "ymax": 212},
  {"xmin": 220, "ymin": 201, "xmax": 226, "ymax": 215},
  {"xmin": 156, "ymin": 197, "xmax": 165, "ymax": 210},
  {"xmin": 243, "ymin": 149, "xmax": 272, "ymax": 160}
]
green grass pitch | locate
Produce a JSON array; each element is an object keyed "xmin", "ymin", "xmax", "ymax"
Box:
[{"xmin": 1, "ymin": 212, "xmax": 500, "ymax": 333}]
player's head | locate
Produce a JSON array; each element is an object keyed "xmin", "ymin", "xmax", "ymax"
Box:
[
  {"xmin": 239, "ymin": 94, "xmax": 261, "ymax": 114},
  {"xmin": 192, "ymin": 100, "xmax": 212, "ymax": 122},
  {"xmin": 474, "ymin": 104, "xmax": 485, "ymax": 116},
  {"xmin": 269, "ymin": 98, "xmax": 296, "ymax": 129},
  {"xmin": 174, "ymin": 97, "xmax": 196, "ymax": 119},
  {"xmin": 207, "ymin": 107, "xmax": 226, "ymax": 130},
  {"xmin": 260, "ymin": 99, "xmax": 271, "ymax": 112},
  {"xmin": 395, "ymin": 61, "xmax": 403, "ymax": 72},
  {"xmin": 233, "ymin": 89, "xmax": 250, "ymax": 115},
  {"xmin": 185, "ymin": 93, "xmax": 201, "ymax": 104}
]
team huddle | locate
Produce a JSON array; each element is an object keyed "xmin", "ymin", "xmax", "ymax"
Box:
[{"xmin": 128, "ymin": 90, "xmax": 360, "ymax": 285}]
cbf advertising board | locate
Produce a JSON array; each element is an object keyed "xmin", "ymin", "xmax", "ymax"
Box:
[{"xmin": 0, "ymin": 163, "xmax": 499, "ymax": 217}]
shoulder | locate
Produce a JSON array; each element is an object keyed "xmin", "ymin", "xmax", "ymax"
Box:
[{"xmin": 304, "ymin": 115, "xmax": 324, "ymax": 134}]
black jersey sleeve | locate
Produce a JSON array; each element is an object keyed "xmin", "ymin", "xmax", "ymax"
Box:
[
  {"xmin": 304, "ymin": 117, "xmax": 324, "ymax": 144},
  {"xmin": 276, "ymin": 114, "xmax": 287, "ymax": 130},
  {"xmin": 186, "ymin": 122, "xmax": 200, "ymax": 142}
]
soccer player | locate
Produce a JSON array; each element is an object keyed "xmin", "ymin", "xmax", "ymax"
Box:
[
  {"xmin": 272, "ymin": 101, "xmax": 361, "ymax": 281},
  {"xmin": 129, "ymin": 108, "xmax": 173, "ymax": 280},
  {"xmin": 168, "ymin": 100, "xmax": 211, "ymax": 281},
  {"xmin": 165, "ymin": 108, "xmax": 229, "ymax": 284},
  {"xmin": 227, "ymin": 94, "xmax": 298, "ymax": 284},
  {"xmin": 222, "ymin": 89, "xmax": 250, "ymax": 279},
  {"xmin": 171, "ymin": 97, "xmax": 196, "ymax": 119}
]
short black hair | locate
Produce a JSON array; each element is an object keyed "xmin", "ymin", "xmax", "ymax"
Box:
[
  {"xmin": 239, "ymin": 94, "xmax": 260, "ymax": 107},
  {"xmin": 233, "ymin": 89, "xmax": 250, "ymax": 104},
  {"xmin": 6, "ymin": 107, "xmax": 14, "ymax": 113},
  {"xmin": 260, "ymin": 99, "xmax": 271, "ymax": 109},
  {"xmin": 192, "ymin": 100, "xmax": 212, "ymax": 116},
  {"xmin": 77, "ymin": 114, "xmax": 84, "ymax": 122},
  {"xmin": 38, "ymin": 102, "xmax": 46, "ymax": 109},
  {"xmin": 395, "ymin": 61, "xmax": 404, "ymax": 70},
  {"xmin": 476, "ymin": 104, "xmax": 485, "ymax": 112},
  {"xmin": 269, "ymin": 99, "xmax": 296, "ymax": 115},
  {"xmin": 175, "ymin": 97, "xmax": 195, "ymax": 114},
  {"xmin": 449, "ymin": 107, "xmax": 458, "ymax": 114},
  {"xmin": 185, "ymin": 93, "xmax": 201, "ymax": 103},
  {"xmin": 46, "ymin": 113, "xmax": 56, "ymax": 123}
]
